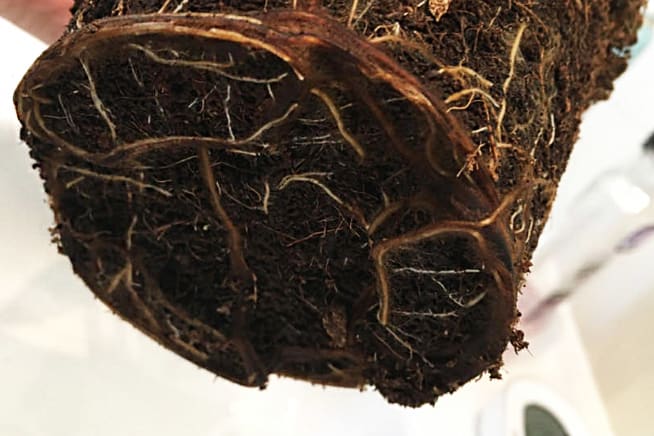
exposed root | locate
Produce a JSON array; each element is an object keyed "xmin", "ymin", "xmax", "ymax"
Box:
[
  {"xmin": 487, "ymin": 5, "xmax": 502, "ymax": 29},
  {"xmin": 105, "ymin": 263, "xmax": 130, "ymax": 294},
  {"xmin": 286, "ymin": 228, "xmax": 331, "ymax": 248},
  {"xmin": 456, "ymin": 141, "xmax": 489, "ymax": 178},
  {"xmin": 132, "ymin": 259, "xmax": 232, "ymax": 363},
  {"xmin": 112, "ymin": 0, "xmax": 125, "ymax": 15},
  {"xmin": 393, "ymin": 266, "xmax": 489, "ymax": 308},
  {"xmin": 384, "ymin": 324, "xmax": 436, "ymax": 368},
  {"xmin": 230, "ymin": 336, "xmax": 268, "ymax": 385},
  {"xmin": 385, "ymin": 324, "xmax": 415, "ymax": 359},
  {"xmin": 392, "ymin": 309, "xmax": 457, "ymax": 318},
  {"xmin": 446, "ymin": 92, "xmax": 475, "ymax": 112},
  {"xmin": 158, "ymin": 0, "xmax": 173, "ymax": 13},
  {"xmin": 58, "ymin": 163, "xmax": 173, "ymax": 197},
  {"xmin": 368, "ymin": 200, "xmax": 405, "ymax": 235},
  {"xmin": 311, "ymin": 88, "xmax": 366, "ymax": 159},
  {"xmin": 354, "ymin": 84, "xmax": 450, "ymax": 177},
  {"xmin": 448, "ymin": 290, "xmax": 488, "ymax": 308},
  {"xmin": 496, "ymin": 23, "xmax": 527, "ymax": 143},
  {"xmin": 57, "ymin": 94, "xmax": 78, "ymax": 133},
  {"xmin": 80, "ymin": 57, "xmax": 118, "ymax": 144},
  {"xmin": 438, "ymin": 65, "xmax": 494, "ymax": 88},
  {"xmin": 126, "ymin": 215, "xmax": 138, "ymax": 250},
  {"xmin": 49, "ymin": 101, "xmax": 298, "ymax": 165},
  {"xmin": 157, "ymin": 0, "xmax": 191, "ymax": 13},
  {"xmin": 352, "ymin": 0, "xmax": 376, "ymax": 27},
  {"xmin": 347, "ymin": 0, "xmax": 359, "ymax": 28},
  {"xmin": 547, "ymin": 113, "xmax": 557, "ymax": 146},
  {"xmin": 173, "ymin": 0, "xmax": 189, "ymax": 13},
  {"xmin": 140, "ymin": 102, "xmax": 292, "ymax": 151},
  {"xmin": 368, "ymin": 194, "xmax": 440, "ymax": 235},
  {"xmin": 128, "ymin": 44, "xmax": 289, "ymax": 84},
  {"xmin": 120, "ymin": 261, "xmax": 161, "ymax": 332},
  {"xmin": 223, "ymin": 84, "xmax": 236, "ymax": 141},
  {"xmin": 392, "ymin": 266, "xmax": 482, "ymax": 276},
  {"xmin": 445, "ymin": 88, "xmax": 500, "ymax": 109},
  {"xmin": 92, "ymin": 251, "xmax": 161, "ymax": 334},
  {"xmin": 448, "ymin": 24, "xmax": 529, "ymax": 176},
  {"xmin": 277, "ymin": 173, "xmax": 369, "ymax": 228},
  {"xmin": 428, "ymin": 0, "xmax": 452, "ymax": 21},
  {"xmin": 197, "ymin": 146, "xmax": 254, "ymax": 285},
  {"xmin": 64, "ymin": 176, "xmax": 85, "ymax": 189},
  {"xmin": 371, "ymin": 183, "xmax": 527, "ymax": 324},
  {"xmin": 261, "ymin": 180, "xmax": 271, "ymax": 215},
  {"xmin": 525, "ymin": 218, "xmax": 535, "ymax": 244},
  {"xmin": 372, "ymin": 331, "xmax": 406, "ymax": 361},
  {"xmin": 23, "ymin": 88, "xmax": 101, "ymax": 161},
  {"xmin": 509, "ymin": 202, "xmax": 524, "ymax": 232}
]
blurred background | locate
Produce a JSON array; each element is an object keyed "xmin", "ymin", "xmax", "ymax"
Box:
[{"xmin": 1, "ymin": 5, "xmax": 652, "ymax": 436}]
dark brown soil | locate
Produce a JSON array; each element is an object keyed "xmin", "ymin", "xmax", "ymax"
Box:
[{"xmin": 14, "ymin": 0, "xmax": 643, "ymax": 406}]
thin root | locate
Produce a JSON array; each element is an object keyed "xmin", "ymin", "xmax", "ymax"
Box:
[
  {"xmin": 157, "ymin": 0, "xmax": 173, "ymax": 13},
  {"xmin": 59, "ymin": 164, "xmax": 172, "ymax": 197},
  {"xmin": 197, "ymin": 146, "xmax": 254, "ymax": 284},
  {"xmin": 438, "ymin": 65, "xmax": 493, "ymax": 88},
  {"xmin": 173, "ymin": 0, "xmax": 189, "ymax": 13},
  {"xmin": 496, "ymin": 23, "xmax": 527, "ymax": 142},
  {"xmin": 445, "ymin": 88, "xmax": 500, "ymax": 109},
  {"xmin": 129, "ymin": 43, "xmax": 288, "ymax": 84},
  {"xmin": 347, "ymin": 0, "xmax": 359, "ymax": 28},
  {"xmin": 261, "ymin": 181, "xmax": 271, "ymax": 215},
  {"xmin": 311, "ymin": 88, "xmax": 366, "ymax": 159},
  {"xmin": 278, "ymin": 173, "xmax": 369, "ymax": 228},
  {"xmin": 80, "ymin": 57, "xmax": 118, "ymax": 143},
  {"xmin": 371, "ymin": 183, "xmax": 526, "ymax": 324}
]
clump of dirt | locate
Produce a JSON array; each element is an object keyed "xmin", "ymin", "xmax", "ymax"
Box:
[{"xmin": 14, "ymin": 0, "xmax": 643, "ymax": 406}]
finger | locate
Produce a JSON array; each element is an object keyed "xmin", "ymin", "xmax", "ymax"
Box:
[{"xmin": 0, "ymin": 0, "xmax": 73, "ymax": 43}]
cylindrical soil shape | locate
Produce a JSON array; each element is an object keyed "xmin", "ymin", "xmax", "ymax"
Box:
[{"xmin": 14, "ymin": 0, "xmax": 643, "ymax": 406}]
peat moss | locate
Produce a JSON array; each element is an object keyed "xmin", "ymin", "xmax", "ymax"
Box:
[{"xmin": 14, "ymin": 0, "xmax": 643, "ymax": 406}]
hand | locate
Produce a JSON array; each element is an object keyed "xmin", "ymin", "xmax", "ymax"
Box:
[{"xmin": 0, "ymin": 0, "xmax": 73, "ymax": 43}]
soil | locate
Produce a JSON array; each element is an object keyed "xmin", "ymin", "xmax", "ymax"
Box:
[{"xmin": 14, "ymin": 0, "xmax": 643, "ymax": 406}]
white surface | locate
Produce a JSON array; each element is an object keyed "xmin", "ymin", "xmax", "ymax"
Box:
[
  {"xmin": 0, "ymin": 17, "xmax": 614, "ymax": 436},
  {"xmin": 479, "ymin": 380, "xmax": 591, "ymax": 436}
]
